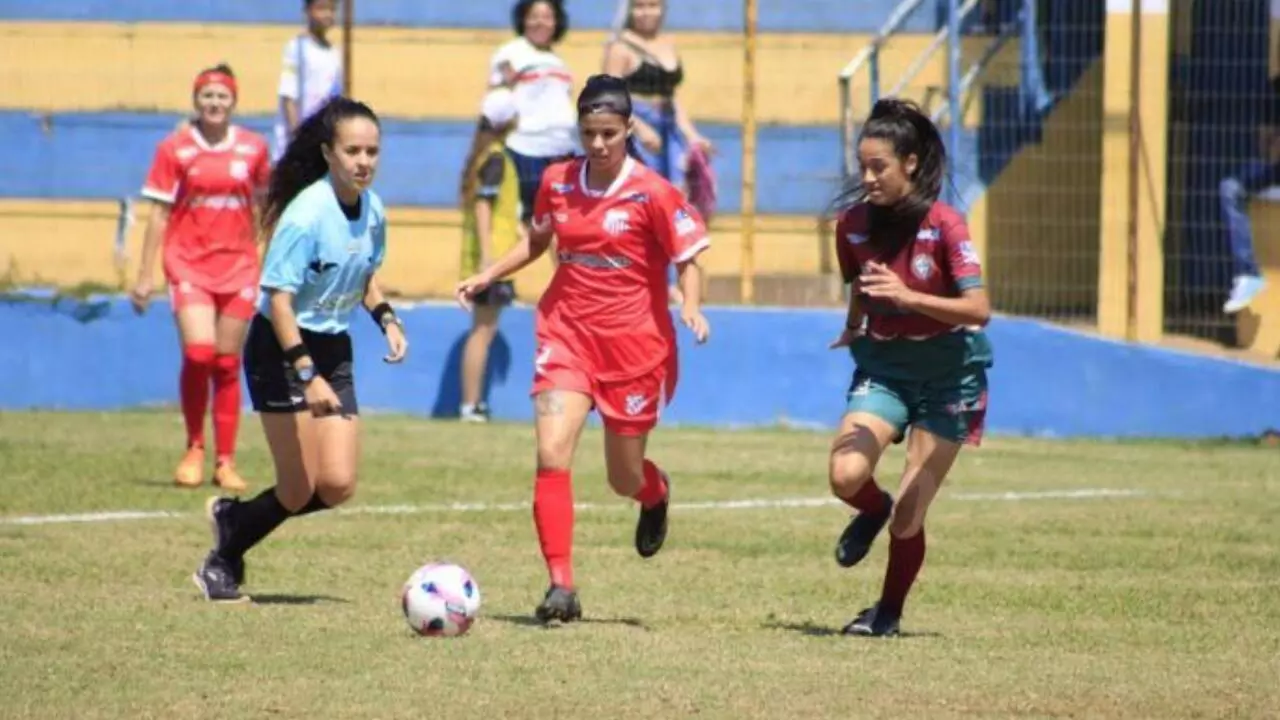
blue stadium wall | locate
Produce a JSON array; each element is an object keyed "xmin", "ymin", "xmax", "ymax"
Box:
[
  {"xmin": 2, "ymin": 295, "xmax": 1277, "ymax": 439},
  {"xmin": 0, "ymin": 111, "xmax": 837, "ymax": 216}
]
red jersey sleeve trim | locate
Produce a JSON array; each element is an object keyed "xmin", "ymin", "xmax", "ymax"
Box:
[
  {"xmin": 673, "ymin": 236, "xmax": 710, "ymax": 264},
  {"xmin": 140, "ymin": 186, "xmax": 177, "ymax": 204}
]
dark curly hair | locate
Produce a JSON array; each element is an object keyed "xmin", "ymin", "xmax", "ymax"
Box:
[
  {"xmin": 263, "ymin": 96, "xmax": 380, "ymax": 233},
  {"xmin": 512, "ymin": 0, "xmax": 568, "ymax": 44}
]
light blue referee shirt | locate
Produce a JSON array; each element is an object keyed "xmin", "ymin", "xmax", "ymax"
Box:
[{"xmin": 257, "ymin": 177, "xmax": 387, "ymax": 334}]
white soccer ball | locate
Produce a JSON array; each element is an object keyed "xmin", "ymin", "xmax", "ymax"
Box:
[{"xmin": 401, "ymin": 562, "xmax": 482, "ymax": 637}]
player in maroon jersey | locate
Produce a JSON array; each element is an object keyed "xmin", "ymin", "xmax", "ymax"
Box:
[
  {"xmin": 827, "ymin": 98, "xmax": 993, "ymax": 637},
  {"xmin": 456, "ymin": 74, "xmax": 711, "ymax": 624},
  {"xmin": 132, "ymin": 64, "xmax": 272, "ymax": 494}
]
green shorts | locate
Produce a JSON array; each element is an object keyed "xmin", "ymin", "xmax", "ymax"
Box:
[{"xmin": 844, "ymin": 367, "xmax": 989, "ymax": 446}]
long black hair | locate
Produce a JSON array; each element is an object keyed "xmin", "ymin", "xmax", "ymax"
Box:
[
  {"xmin": 575, "ymin": 73, "xmax": 646, "ymax": 163},
  {"xmin": 832, "ymin": 98, "xmax": 947, "ymax": 258},
  {"xmin": 263, "ymin": 96, "xmax": 380, "ymax": 233},
  {"xmin": 512, "ymin": 0, "xmax": 569, "ymax": 44}
]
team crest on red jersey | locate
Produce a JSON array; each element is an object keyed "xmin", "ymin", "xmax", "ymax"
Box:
[{"xmin": 602, "ymin": 209, "xmax": 630, "ymax": 236}]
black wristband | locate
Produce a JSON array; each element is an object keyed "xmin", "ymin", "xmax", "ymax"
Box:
[
  {"xmin": 370, "ymin": 302, "xmax": 394, "ymax": 329},
  {"xmin": 282, "ymin": 342, "xmax": 311, "ymax": 364}
]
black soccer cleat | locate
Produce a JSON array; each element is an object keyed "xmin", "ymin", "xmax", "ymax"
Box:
[
  {"xmin": 841, "ymin": 603, "xmax": 901, "ymax": 637},
  {"xmin": 192, "ymin": 551, "xmax": 249, "ymax": 603},
  {"xmin": 834, "ymin": 491, "xmax": 894, "ymax": 568},
  {"xmin": 205, "ymin": 496, "xmax": 246, "ymax": 586},
  {"xmin": 534, "ymin": 585, "xmax": 582, "ymax": 624},
  {"xmin": 634, "ymin": 471, "xmax": 670, "ymax": 559}
]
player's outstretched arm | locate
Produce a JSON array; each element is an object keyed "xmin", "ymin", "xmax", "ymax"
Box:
[
  {"xmin": 905, "ymin": 287, "xmax": 991, "ymax": 327},
  {"xmin": 675, "ymin": 258, "xmax": 710, "ymax": 344},
  {"xmin": 456, "ymin": 230, "xmax": 552, "ymax": 309},
  {"xmin": 131, "ymin": 201, "xmax": 170, "ymax": 314},
  {"xmin": 860, "ymin": 261, "xmax": 991, "ymax": 327}
]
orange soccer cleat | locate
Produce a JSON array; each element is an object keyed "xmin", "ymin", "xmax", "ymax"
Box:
[
  {"xmin": 173, "ymin": 446, "xmax": 205, "ymax": 488},
  {"xmin": 213, "ymin": 460, "xmax": 249, "ymax": 494}
]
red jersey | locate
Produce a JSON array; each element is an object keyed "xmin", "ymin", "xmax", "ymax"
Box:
[
  {"xmin": 531, "ymin": 157, "xmax": 710, "ymax": 381},
  {"xmin": 835, "ymin": 201, "xmax": 984, "ymax": 339},
  {"xmin": 141, "ymin": 125, "xmax": 271, "ymax": 293}
]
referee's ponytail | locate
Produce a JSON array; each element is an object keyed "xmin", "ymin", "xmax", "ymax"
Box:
[{"xmin": 263, "ymin": 96, "xmax": 381, "ymax": 234}]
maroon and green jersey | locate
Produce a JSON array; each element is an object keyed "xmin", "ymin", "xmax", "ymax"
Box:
[{"xmin": 835, "ymin": 201, "xmax": 992, "ymax": 380}]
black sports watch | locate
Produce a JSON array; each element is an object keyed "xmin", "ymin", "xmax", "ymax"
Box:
[{"xmin": 295, "ymin": 365, "xmax": 318, "ymax": 386}]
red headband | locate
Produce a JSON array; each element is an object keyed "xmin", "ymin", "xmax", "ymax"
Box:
[{"xmin": 193, "ymin": 70, "xmax": 238, "ymax": 98}]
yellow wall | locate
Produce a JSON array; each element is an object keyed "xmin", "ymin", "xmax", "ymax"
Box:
[
  {"xmin": 0, "ymin": 22, "xmax": 1018, "ymax": 125},
  {"xmin": 0, "ymin": 200, "xmax": 827, "ymax": 299},
  {"xmin": 1095, "ymin": 2, "xmax": 1169, "ymax": 342},
  {"xmin": 982, "ymin": 61, "xmax": 1105, "ymax": 317},
  {"xmin": 0, "ymin": 21, "xmax": 1027, "ymax": 298}
]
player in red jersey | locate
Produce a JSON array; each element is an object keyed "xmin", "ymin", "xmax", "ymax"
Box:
[
  {"xmin": 456, "ymin": 74, "xmax": 711, "ymax": 623},
  {"xmin": 826, "ymin": 99, "xmax": 993, "ymax": 637},
  {"xmin": 131, "ymin": 64, "xmax": 272, "ymax": 493}
]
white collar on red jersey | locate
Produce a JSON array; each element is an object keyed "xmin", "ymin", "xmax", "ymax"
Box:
[
  {"xmin": 188, "ymin": 125, "xmax": 238, "ymax": 153},
  {"xmin": 578, "ymin": 156, "xmax": 636, "ymax": 198}
]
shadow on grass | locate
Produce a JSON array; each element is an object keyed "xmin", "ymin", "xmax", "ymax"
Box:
[
  {"xmin": 489, "ymin": 613, "xmax": 650, "ymax": 631},
  {"xmin": 251, "ymin": 593, "xmax": 351, "ymax": 606},
  {"xmin": 762, "ymin": 619, "xmax": 943, "ymax": 639}
]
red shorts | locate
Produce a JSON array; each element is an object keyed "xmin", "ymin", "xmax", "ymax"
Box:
[
  {"xmin": 167, "ymin": 277, "xmax": 257, "ymax": 320},
  {"xmin": 530, "ymin": 343, "xmax": 678, "ymax": 437}
]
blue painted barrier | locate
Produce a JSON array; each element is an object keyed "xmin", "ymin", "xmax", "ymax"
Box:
[
  {"xmin": 1, "ymin": 111, "xmax": 990, "ymax": 216},
  {"xmin": 0, "ymin": 0, "xmax": 938, "ymax": 34},
  {"xmin": 2, "ymin": 294, "xmax": 1277, "ymax": 438}
]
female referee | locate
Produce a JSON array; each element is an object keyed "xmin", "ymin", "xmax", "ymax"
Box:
[
  {"xmin": 192, "ymin": 97, "xmax": 408, "ymax": 603},
  {"xmin": 457, "ymin": 74, "xmax": 711, "ymax": 624},
  {"xmin": 827, "ymin": 98, "xmax": 993, "ymax": 637},
  {"xmin": 133, "ymin": 64, "xmax": 271, "ymax": 494}
]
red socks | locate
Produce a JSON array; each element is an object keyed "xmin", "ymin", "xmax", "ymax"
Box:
[
  {"xmin": 533, "ymin": 468, "xmax": 575, "ymax": 589},
  {"xmin": 633, "ymin": 460, "xmax": 670, "ymax": 509},
  {"xmin": 180, "ymin": 346, "xmax": 241, "ymax": 463},
  {"xmin": 879, "ymin": 528, "xmax": 926, "ymax": 616},
  {"xmin": 212, "ymin": 353, "xmax": 241, "ymax": 463},
  {"xmin": 841, "ymin": 477, "xmax": 890, "ymax": 515},
  {"xmin": 179, "ymin": 344, "xmax": 215, "ymax": 450}
]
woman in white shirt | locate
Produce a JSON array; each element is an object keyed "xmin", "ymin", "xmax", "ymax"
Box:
[
  {"xmin": 488, "ymin": 0, "xmax": 577, "ymax": 228},
  {"xmin": 272, "ymin": 0, "xmax": 344, "ymax": 162}
]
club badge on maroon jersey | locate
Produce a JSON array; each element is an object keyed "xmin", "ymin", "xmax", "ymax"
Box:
[{"xmin": 911, "ymin": 253, "xmax": 935, "ymax": 280}]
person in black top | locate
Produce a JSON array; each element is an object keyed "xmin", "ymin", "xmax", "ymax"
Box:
[{"xmin": 603, "ymin": 0, "xmax": 711, "ymax": 193}]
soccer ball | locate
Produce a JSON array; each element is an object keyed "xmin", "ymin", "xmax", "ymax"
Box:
[{"xmin": 401, "ymin": 562, "xmax": 482, "ymax": 637}]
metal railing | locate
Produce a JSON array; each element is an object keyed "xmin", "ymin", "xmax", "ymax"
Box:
[
  {"xmin": 838, "ymin": 0, "xmax": 1031, "ymax": 178},
  {"xmin": 837, "ymin": 0, "xmax": 936, "ymax": 176}
]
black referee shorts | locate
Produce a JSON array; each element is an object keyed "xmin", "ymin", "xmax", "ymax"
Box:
[{"xmin": 244, "ymin": 313, "xmax": 359, "ymax": 415}]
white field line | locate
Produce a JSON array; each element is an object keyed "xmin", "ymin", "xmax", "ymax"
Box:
[{"xmin": 0, "ymin": 488, "xmax": 1151, "ymax": 527}]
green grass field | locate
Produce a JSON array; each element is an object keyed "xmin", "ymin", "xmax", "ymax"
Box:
[{"xmin": 1, "ymin": 411, "xmax": 1277, "ymax": 719}]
